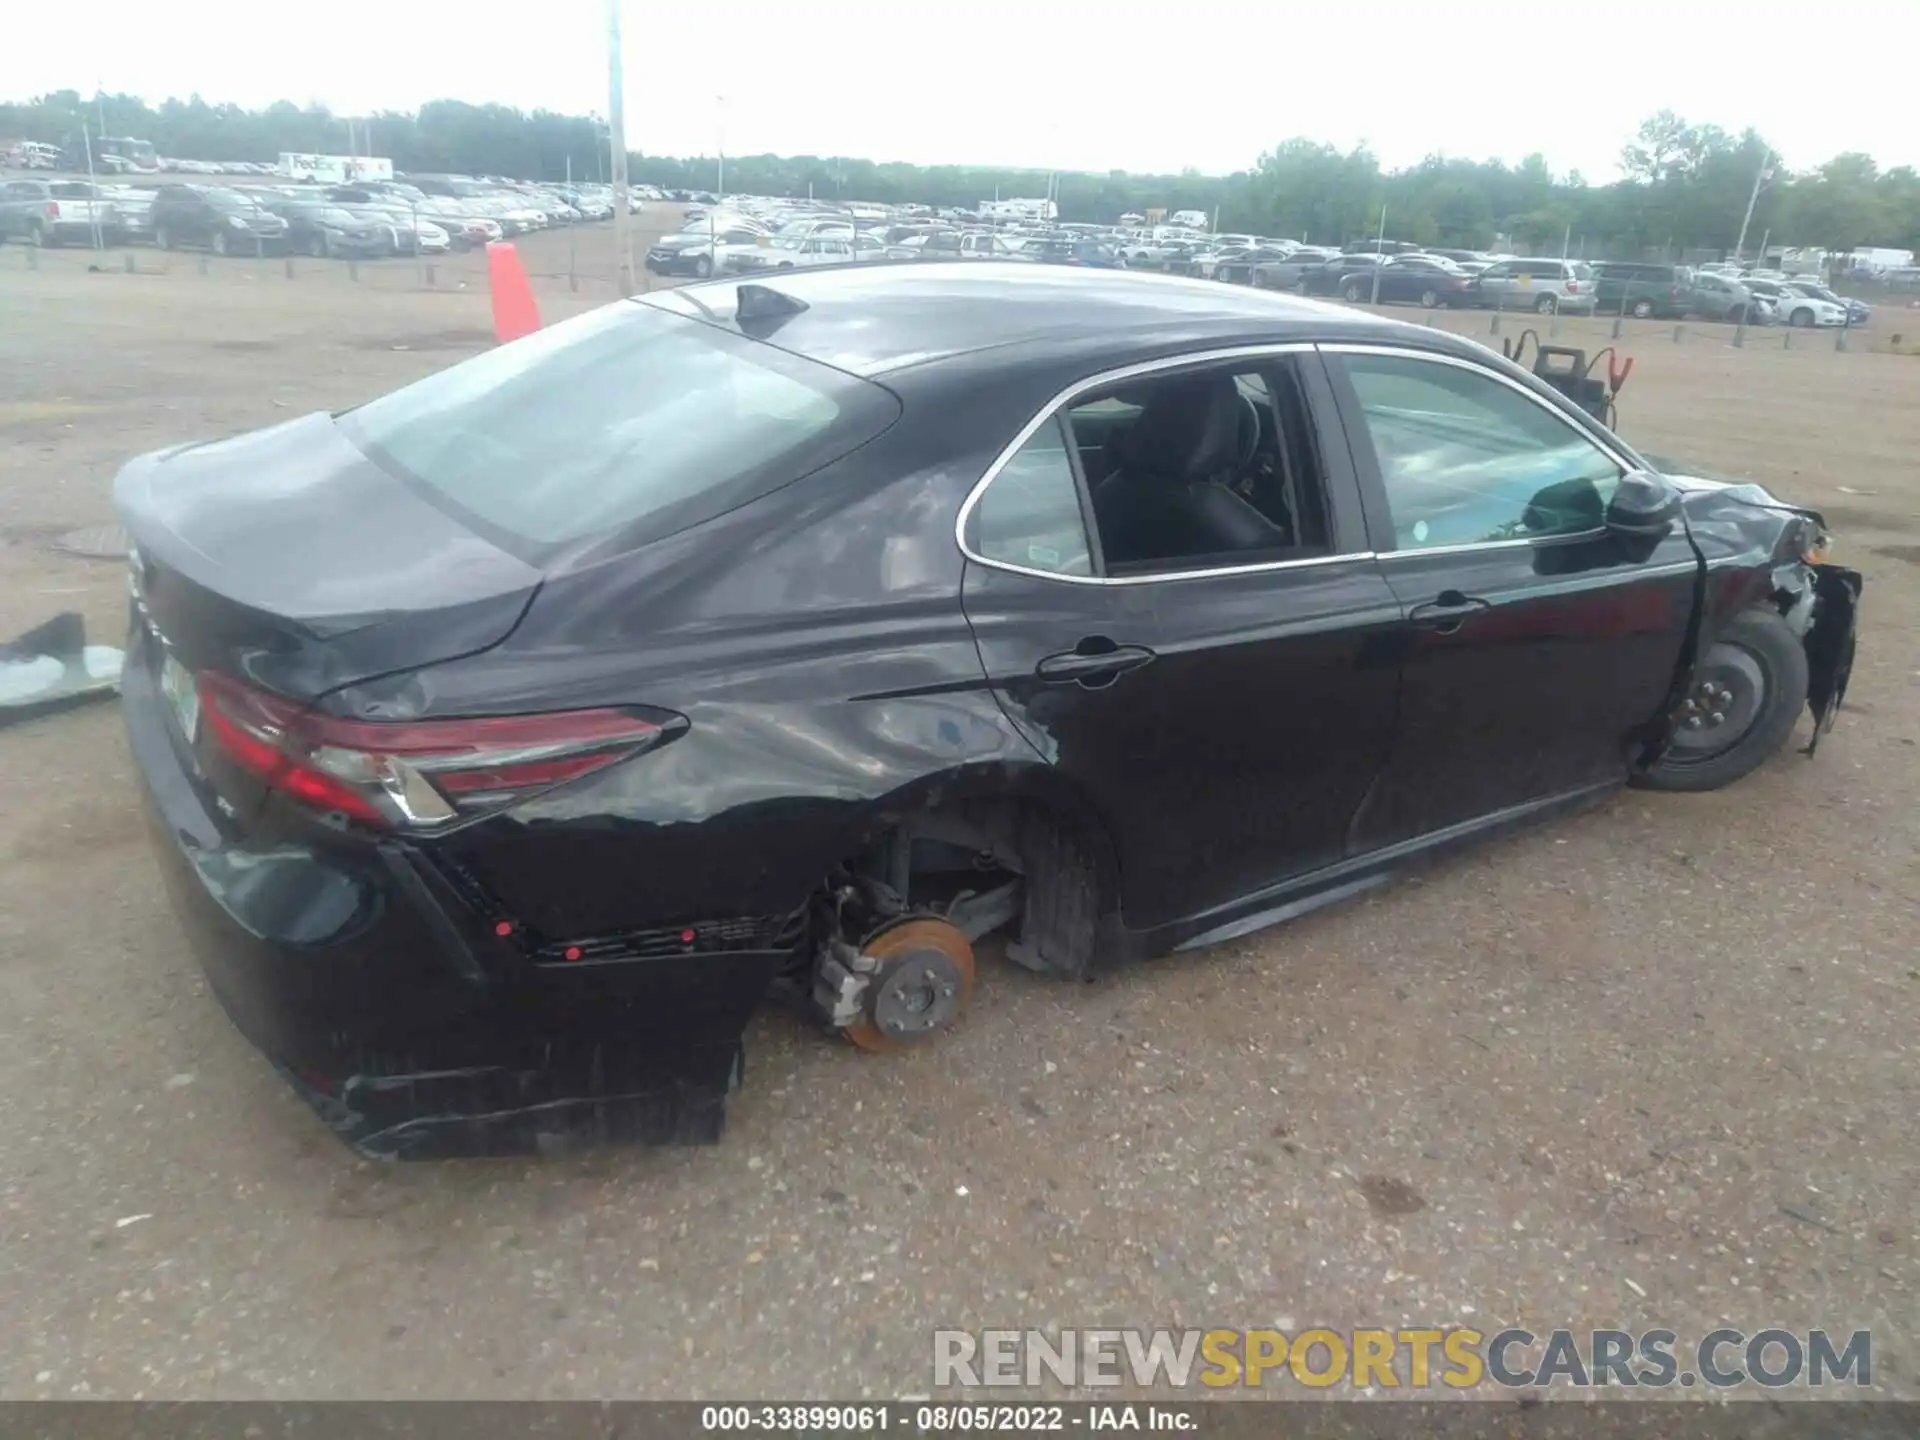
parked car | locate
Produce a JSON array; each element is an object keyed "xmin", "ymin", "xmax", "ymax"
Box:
[
  {"xmin": 1250, "ymin": 248, "xmax": 1340, "ymax": 290},
  {"xmin": 0, "ymin": 179, "xmax": 120, "ymax": 246},
  {"xmin": 1778, "ymin": 280, "xmax": 1869, "ymax": 327},
  {"xmin": 1025, "ymin": 237, "xmax": 1122, "ymax": 268},
  {"xmin": 1591, "ymin": 262, "xmax": 1694, "ymax": 319},
  {"xmin": 1335, "ymin": 254, "xmax": 1475, "ymax": 308},
  {"xmin": 1747, "ymin": 279, "xmax": 1850, "ymax": 328},
  {"xmin": 645, "ymin": 224, "xmax": 766, "ymax": 278},
  {"xmin": 1687, "ymin": 272, "xmax": 1761, "ymax": 324},
  {"xmin": 1213, "ymin": 246, "xmax": 1296, "ymax": 284},
  {"xmin": 1300, "ymin": 252, "xmax": 1387, "ymax": 296},
  {"xmin": 102, "ymin": 186, "xmax": 155, "ymax": 243},
  {"xmin": 150, "ymin": 185, "xmax": 289, "ymax": 255},
  {"xmin": 901, "ymin": 231, "xmax": 1030, "ymax": 262},
  {"xmin": 262, "ymin": 199, "xmax": 394, "ymax": 258},
  {"xmin": 1424, "ymin": 247, "xmax": 1499, "ymax": 268},
  {"xmin": 113, "ymin": 265, "xmax": 1862, "ymax": 1157},
  {"xmin": 731, "ymin": 232, "xmax": 887, "ymax": 271},
  {"xmin": 1471, "ymin": 258, "xmax": 1599, "ymax": 314}
]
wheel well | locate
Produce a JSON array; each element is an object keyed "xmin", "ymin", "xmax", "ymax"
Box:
[{"xmin": 837, "ymin": 797, "xmax": 1117, "ymax": 980}]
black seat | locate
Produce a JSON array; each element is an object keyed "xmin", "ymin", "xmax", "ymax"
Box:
[{"xmin": 1094, "ymin": 376, "xmax": 1287, "ymax": 566}]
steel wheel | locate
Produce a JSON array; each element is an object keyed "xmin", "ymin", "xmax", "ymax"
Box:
[{"xmin": 1635, "ymin": 608, "xmax": 1809, "ymax": 792}]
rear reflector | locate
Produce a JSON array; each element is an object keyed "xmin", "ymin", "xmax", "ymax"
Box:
[{"xmin": 197, "ymin": 670, "xmax": 671, "ymax": 829}]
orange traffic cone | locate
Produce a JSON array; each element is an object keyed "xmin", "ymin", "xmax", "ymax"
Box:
[{"xmin": 485, "ymin": 241, "xmax": 542, "ymax": 343}]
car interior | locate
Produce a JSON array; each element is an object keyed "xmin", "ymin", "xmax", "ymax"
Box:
[{"xmin": 1068, "ymin": 363, "xmax": 1330, "ymax": 572}]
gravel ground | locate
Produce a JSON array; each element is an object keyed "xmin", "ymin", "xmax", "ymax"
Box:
[{"xmin": 0, "ymin": 229, "xmax": 1914, "ymax": 1401}]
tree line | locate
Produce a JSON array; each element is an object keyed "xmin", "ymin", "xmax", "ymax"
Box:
[{"xmin": 7, "ymin": 90, "xmax": 1916, "ymax": 258}]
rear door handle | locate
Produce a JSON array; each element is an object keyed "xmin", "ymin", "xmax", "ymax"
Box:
[
  {"xmin": 1035, "ymin": 642, "xmax": 1156, "ymax": 688},
  {"xmin": 1408, "ymin": 590, "xmax": 1491, "ymax": 635}
]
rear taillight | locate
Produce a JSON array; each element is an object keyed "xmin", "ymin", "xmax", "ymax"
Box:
[
  {"xmin": 45, "ymin": 202, "xmax": 60, "ymax": 218},
  {"xmin": 197, "ymin": 670, "xmax": 671, "ymax": 829},
  {"xmin": 1565, "ymin": 278, "xmax": 1578, "ymax": 293}
]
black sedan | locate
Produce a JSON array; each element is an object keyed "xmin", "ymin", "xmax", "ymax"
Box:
[
  {"xmin": 1298, "ymin": 252, "xmax": 1387, "ymax": 295},
  {"xmin": 1334, "ymin": 254, "xmax": 1477, "ymax": 308},
  {"xmin": 115, "ymin": 266, "xmax": 1861, "ymax": 1157},
  {"xmin": 262, "ymin": 200, "xmax": 394, "ymax": 259}
]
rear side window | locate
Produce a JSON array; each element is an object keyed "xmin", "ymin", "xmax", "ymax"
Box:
[
  {"xmin": 968, "ymin": 419, "xmax": 1093, "ymax": 577},
  {"xmin": 339, "ymin": 301, "xmax": 899, "ymax": 556}
]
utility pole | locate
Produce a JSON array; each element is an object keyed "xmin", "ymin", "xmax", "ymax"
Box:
[
  {"xmin": 1733, "ymin": 150, "xmax": 1773, "ymax": 263},
  {"xmin": 607, "ymin": 0, "xmax": 634, "ymax": 295}
]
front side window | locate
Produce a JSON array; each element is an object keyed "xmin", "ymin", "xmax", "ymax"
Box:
[
  {"xmin": 1339, "ymin": 353, "xmax": 1622, "ymax": 551},
  {"xmin": 968, "ymin": 419, "xmax": 1093, "ymax": 577}
]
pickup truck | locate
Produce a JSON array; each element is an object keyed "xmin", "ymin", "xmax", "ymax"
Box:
[{"xmin": 0, "ymin": 179, "xmax": 120, "ymax": 247}]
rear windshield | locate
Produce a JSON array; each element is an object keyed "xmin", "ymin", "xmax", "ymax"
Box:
[{"xmin": 338, "ymin": 300, "xmax": 898, "ymax": 557}]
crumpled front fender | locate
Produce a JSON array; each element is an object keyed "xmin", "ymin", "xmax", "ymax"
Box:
[{"xmin": 1802, "ymin": 563, "xmax": 1863, "ymax": 755}]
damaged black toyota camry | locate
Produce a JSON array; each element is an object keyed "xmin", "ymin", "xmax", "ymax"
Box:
[{"xmin": 117, "ymin": 264, "xmax": 1862, "ymax": 1157}]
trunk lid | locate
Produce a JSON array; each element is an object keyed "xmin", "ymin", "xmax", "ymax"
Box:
[{"xmin": 116, "ymin": 411, "xmax": 542, "ymax": 703}]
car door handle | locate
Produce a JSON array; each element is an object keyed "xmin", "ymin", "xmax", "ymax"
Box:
[
  {"xmin": 1035, "ymin": 642, "xmax": 1156, "ymax": 687},
  {"xmin": 1408, "ymin": 591, "xmax": 1491, "ymax": 635}
]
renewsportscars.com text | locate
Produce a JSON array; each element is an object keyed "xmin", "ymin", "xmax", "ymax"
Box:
[{"xmin": 933, "ymin": 1327, "xmax": 1872, "ymax": 1390}]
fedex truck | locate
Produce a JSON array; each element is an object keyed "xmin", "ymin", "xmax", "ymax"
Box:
[{"xmin": 279, "ymin": 153, "xmax": 394, "ymax": 184}]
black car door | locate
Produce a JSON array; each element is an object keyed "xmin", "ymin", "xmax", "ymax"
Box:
[
  {"xmin": 1320, "ymin": 344, "xmax": 1698, "ymax": 851},
  {"xmin": 959, "ymin": 347, "xmax": 1403, "ymax": 933}
]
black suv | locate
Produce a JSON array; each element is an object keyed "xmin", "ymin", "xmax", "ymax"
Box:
[
  {"xmin": 150, "ymin": 185, "xmax": 290, "ymax": 256},
  {"xmin": 1592, "ymin": 262, "xmax": 1694, "ymax": 319}
]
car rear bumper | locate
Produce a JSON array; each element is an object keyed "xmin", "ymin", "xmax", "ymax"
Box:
[{"xmin": 122, "ymin": 627, "xmax": 783, "ymax": 1158}]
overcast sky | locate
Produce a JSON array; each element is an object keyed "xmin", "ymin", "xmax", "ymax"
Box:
[{"xmin": 6, "ymin": 1, "xmax": 1908, "ymax": 179}]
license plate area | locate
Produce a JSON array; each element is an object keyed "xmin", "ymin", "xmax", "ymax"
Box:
[{"xmin": 160, "ymin": 651, "xmax": 200, "ymax": 745}]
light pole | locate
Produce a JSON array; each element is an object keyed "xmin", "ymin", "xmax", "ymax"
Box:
[
  {"xmin": 1732, "ymin": 150, "xmax": 1774, "ymax": 264},
  {"xmin": 716, "ymin": 95, "xmax": 726, "ymax": 201},
  {"xmin": 607, "ymin": 0, "xmax": 634, "ymax": 295}
]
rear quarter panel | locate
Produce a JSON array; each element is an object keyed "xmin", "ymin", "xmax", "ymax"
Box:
[{"xmin": 324, "ymin": 359, "xmax": 1076, "ymax": 938}]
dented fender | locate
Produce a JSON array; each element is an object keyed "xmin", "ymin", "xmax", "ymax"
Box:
[{"xmin": 1651, "ymin": 465, "xmax": 1865, "ymax": 758}]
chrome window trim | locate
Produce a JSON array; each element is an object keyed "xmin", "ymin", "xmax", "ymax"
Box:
[
  {"xmin": 1318, "ymin": 341, "xmax": 1641, "ymax": 557},
  {"xmin": 953, "ymin": 342, "xmax": 1379, "ymax": 587}
]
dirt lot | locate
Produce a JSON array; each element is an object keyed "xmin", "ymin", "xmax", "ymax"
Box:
[{"xmin": 1, "ymin": 224, "xmax": 1916, "ymax": 1401}]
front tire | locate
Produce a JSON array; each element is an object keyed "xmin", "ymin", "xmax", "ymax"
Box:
[
  {"xmin": 1790, "ymin": 308, "xmax": 1814, "ymax": 328},
  {"xmin": 1419, "ymin": 288, "xmax": 1440, "ymax": 308},
  {"xmin": 693, "ymin": 254, "xmax": 713, "ymax": 279},
  {"xmin": 211, "ymin": 230, "xmax": 230, "ymax": 257},
  {"xmin": 1631, "ymin": 298, "xmax": 1654, "ymax": 319},
  {"xmin": 1633, "ymin": 608, "xmax": 1809, "ymax": 793},
  {"xmin": 1343, "ymin": 281, "xmax": 1366, "ymax": 303}
]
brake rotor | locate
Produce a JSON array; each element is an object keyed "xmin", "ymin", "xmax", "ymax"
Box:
[{"xmin": 841, "ymin": 917, "xmax": 975, "ymax": 1053}]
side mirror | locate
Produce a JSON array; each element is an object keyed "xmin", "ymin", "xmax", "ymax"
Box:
[{"xmin": 1606, "ymin": 469, "xmax": 1682, "ymax": 537}]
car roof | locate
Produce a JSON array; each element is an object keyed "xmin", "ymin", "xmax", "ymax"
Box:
[{"xmin": 640, "ymin": 262, "xmax": 1421, "ymax": 378}]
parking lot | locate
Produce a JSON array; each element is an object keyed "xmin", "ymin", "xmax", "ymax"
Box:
[{"xmin": 1, "ymin": 224, "xmax": 1916, "ymax": 1400}]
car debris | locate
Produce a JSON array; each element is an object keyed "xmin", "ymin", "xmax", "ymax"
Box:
[{"xmin": 0, "ymin": 613, "xmax": 123, "ymax": 729}]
